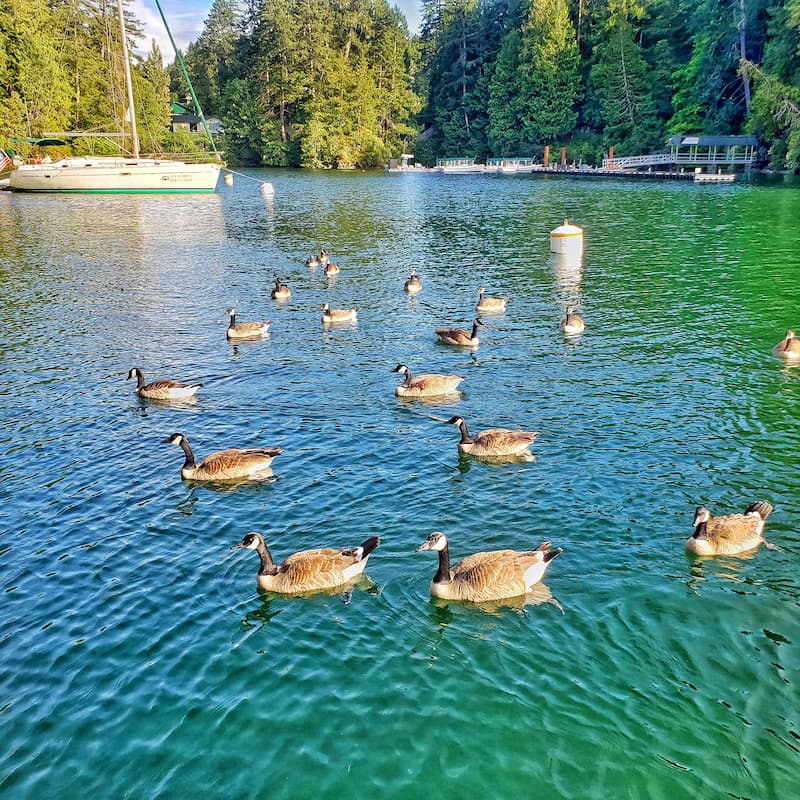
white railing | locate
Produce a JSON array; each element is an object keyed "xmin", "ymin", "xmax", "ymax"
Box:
[{"xmin": 603, "ymin": 151, "xmax": 756, "ymax": 170}]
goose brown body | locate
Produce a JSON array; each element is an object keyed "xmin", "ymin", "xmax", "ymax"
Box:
[
  {"xmin": 404, "ymin": 270, "xmax": 422, "ymax": 293},
  {"xmin": 163, "ymin": 433, "xmax": 282, "ymax": 481},
  {"xmin": 318, "ymin": 250, "xmax": 330, "ymax": 266},
  {"xmin": 232, "ymin": 532, "xmax": 380, "ymax": 594},
  {"xmin": 321, "ymin": 303, "xmax": 358, "ymax": 323},
  {"xmin": 305, "ymin": 254, "xmax": 319, "ymax": 267},
  {"xmin": 561, "ymin": 309, "xmax": 585, "ymax": 334},
  {"xmin": 225, "ymin": 308, "xmax": 271, "ymax": 339},
  {"xmin": 476, "ymin": 286, "xmax": 508, "ymax": 313},
  {"xmin": 446, "ymin": 415, "xmax": 539, "ymax": 456},
  {"xmin": 127, "ymin": 367, "xmax": 201, "ymax": 400},
  {"xmin": 324, "ymin": 262, "xmax": 340, "ymax": 276},
  {"xmin": 417, "ymin": 532, "xmax": 561, "ymax": 601},
  {"xmin": 686, "ymin": 502, "xmax": 774, "ymax": 556},
  {"xmin": 392, "ymin": 364, "xmax": 464, "ymax": 397},
  {"xmin": 271, "ymin": 276, "xmax": 291, "ymax": 299},
  {"xmin": 772, "ymin": 330, "xmax": 800, "ymax": 360},
  {"xmin": 435, "ymin": 318, "xmax": 482, "ymax": 346}
]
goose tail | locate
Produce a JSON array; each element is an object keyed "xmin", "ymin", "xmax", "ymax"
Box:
[{"xmin": 745, "ymin": 501, "xmax": 773, "ymax": 520}]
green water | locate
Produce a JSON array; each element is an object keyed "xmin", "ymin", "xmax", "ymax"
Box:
[{"xmin": 0, "ymin": 171, "xmax": 798, "ymax": 798}]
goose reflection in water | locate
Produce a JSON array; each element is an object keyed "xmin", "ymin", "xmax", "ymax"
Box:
[
  {"xmin": 183, "ymin": 470, "xmax": 276, "ymax": 493},
  {"xmin": 456, "ymin": 450, "xmax": 536, "ymax": 475},
  {"xmin": 685, "ymin": 549, "xmax": 758, "ymax": 593},
  {"xmin": 429, "ymin": 582, "xmax": 563, "ymax": 616}
]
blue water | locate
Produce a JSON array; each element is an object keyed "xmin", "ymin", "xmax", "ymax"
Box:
[{"xmin": 1, "ymin": 171, "xmax": 798, "ymax": 798}]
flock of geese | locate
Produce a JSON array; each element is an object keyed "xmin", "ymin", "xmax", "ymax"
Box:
[{"xmin": 127, "ymin": 247, "xmax": 796, "ymax": 603}]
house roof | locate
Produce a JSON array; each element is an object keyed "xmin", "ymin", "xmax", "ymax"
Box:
[{"xmin": 667, "ymin": 135, "xmax": 759, "ymax": 147}]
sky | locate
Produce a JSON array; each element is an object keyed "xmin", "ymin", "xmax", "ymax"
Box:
[{"xmin": 133, "ymin": 0, "xmax": 421, "ymax": 57}]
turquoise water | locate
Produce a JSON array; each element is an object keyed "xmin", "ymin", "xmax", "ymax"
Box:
[{"xmin": 1, "ymin": 171, "xmax": 798, "ymax": 798}]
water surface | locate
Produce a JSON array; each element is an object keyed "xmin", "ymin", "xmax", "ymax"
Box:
[{"xmin": 1, "ymin": 171, "xmax": 798, "ymax": 798}]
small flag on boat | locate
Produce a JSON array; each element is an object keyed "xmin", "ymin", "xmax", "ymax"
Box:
[{"xmin": 0, "ymin": 149, "xmax": 12, "ymax": 174}]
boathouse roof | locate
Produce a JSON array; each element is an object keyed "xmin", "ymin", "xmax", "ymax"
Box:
[{"xmin": 667, "ymin": 135, "xmax": 758, "ymax": 147}]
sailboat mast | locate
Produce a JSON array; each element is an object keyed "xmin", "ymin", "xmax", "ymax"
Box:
[{"xmin": 116, "ymin": 0, "xmax": 140, "ymax": 158}]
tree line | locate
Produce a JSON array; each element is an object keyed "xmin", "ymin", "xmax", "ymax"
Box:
[{"xmin": 1, "ymin": 0, "xmax": 798, "ymax": 170}]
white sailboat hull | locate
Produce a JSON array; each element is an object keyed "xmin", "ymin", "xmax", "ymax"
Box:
[{"xmin": 9, "ymin": 158, "xmax": 221, "ymax": 193}]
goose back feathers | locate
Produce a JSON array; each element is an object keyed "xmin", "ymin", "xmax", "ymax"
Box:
[
  {"xmin": 417, "ymin": 531, "xmax": 561, "ymax": 602},
  {"xmin": 686, "ymin": 501, "xmax": 774, "ymax": 555},
  {"xmin": 127, "ymin": 367, "xmax": 201, "ymax": 400},
  {"xmin": 232, "ymin": 532, "xmax": 380, "ymax": 593},
  {"xmin": 163, "ymin": 433, "xmax": 282, "ymax": 481}
]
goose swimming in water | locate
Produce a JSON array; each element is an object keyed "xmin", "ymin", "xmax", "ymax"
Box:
[
  {"xmin": 324, "ymin": 262, "xmax": 340, "ymax": 276},
  {"xmin": 127, "ymin": 367, "xmax": 201, "ymax": 401},
  {"xmin": 685, "ymin": 502, "xmax": 776, "ymax": 556},
  {"xmin": 435, "ymin": 318, "xmax": 483, "ymax": 347},
  {"xmin": 225, "ymin": 308, "xmax": 271, "ymax": 339},
  {"xmin": 416, "ymin": 531, "xmax": 562, "ymax": 602},
  {"xmin": 231, "ymin": 532, "xmax": 380, "ymax": 594},
  {"xmin": 271, "ymin": 276, "xmax": 291, "ymax": 300},
  {"xmin": 561, "ymin": 308, "xmax": 585, "ymax": 335},
  {"xmin": 392, "ymin": 364, "xmax": 464, "ymax": 397},
  {"xmin": 445, "ymin": 415, "xmax": 539, "ymax": 457},
  {"xmin": 321, "ymin": 303, "xmax": 358, "ymax": 323},
  {"xmin": 772, "ymin": 330, "xmax": 800, "ymax": 361},
  {"xmin": 318, "ymin": 250, "xmax": 330, "ymax": 266},
  {"xmin": 404, "ymin": 270, "xmax": 422, "ymax": 294},
  {"xmin": 305, "ymin": 254, "xmax": 319, "ymax": 267},
  {"xmin": 476, "ymin": 286, "xmax": 508, "ymax": 313},
  {"xmin": 162, "ymin": 432, "xmax": 282, "ymax": 481}
]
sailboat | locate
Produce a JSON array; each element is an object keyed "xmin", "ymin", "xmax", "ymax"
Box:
[{"xmin": 9, "ymin": 0, "xmax": 221, "ymax": 194}]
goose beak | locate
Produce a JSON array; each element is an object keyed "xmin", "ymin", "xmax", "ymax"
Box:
[
  {"xmin": 416, "ymin": 541, "xmax": 432, "ymax": 552},
  {"xmin": 160, "ymin": 436, "xmax": 173, "ymax": 444},
  {"xmin": 230, "ymin": 541, "xmax": 245, "ymax": 550}
]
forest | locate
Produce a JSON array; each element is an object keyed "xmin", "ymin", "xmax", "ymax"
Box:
[{"xmin": 0, "ymin": 0, "xmax": 799, "ymax": 170}]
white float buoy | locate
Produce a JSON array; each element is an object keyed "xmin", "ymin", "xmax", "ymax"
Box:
[
  {"xmin": 550, "ymin": 219, "xmax": 583, "ymax": 254},
  {"xmin": 224, "ymin": 173, "xmax": 233, "ymax": 186},
  {"xmin": 260, "ymin": 182, "xmax": 275, "ymax": 197}
]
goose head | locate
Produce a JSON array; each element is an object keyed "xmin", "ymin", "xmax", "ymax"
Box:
[
  {"xmin": 445, "ymin": 415, "xmax": 465, "ymax": 428},
  {"xmin": 225, "ymin": 307, "xmax": 236, "ymax": 317},
  {"xmin": 231, "ymin": 532, "xmax": 263, "ymax": 551},
  {"xmin": 162, "ymin": 432, "xmax": 185, "ymax": 447},
  {"xmin": 392, "ymin": 364, "xmax": 410, "ymax": 375},
  {"xmin": 127, "ymin": 367, "xmax": 142, "ymax": 381},
  {"xmin": 321, "ymin": 303, "xmax": 331, "ymax": 312},
  {"xmin": 692, "ymin": 506, "xmax": 711, "ymax": 527},
  {"xmin": 417, "ymin": 531, "xmax": 449, "ymax": 552}
]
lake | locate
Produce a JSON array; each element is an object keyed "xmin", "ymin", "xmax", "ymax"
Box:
[{"xmin": 0, "ymin": 170, "xmax": 798, "ymax": 798}]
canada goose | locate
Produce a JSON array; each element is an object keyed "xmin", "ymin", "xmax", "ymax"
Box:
[
  {"xmin": 126, "ymin": 367, "xmax": 201, "ymax": 400},
  {"xmin": 392, "ymin": 363, "xmax": 464, "ymax": 397},
  {"xmin": 686, "ymin": 501, "xmax": 776, "ymax": 556},
  {"xmin": 561, "ymin": 308, "xmax": 585, "ymax": 334},
  {"xmin": 225, "ymin": 308, "xmax": 271, "ymax": 339},
  {"xmin": 231, "ymin": 532, "xmax": 380, "ymax": 594},
  {"xmin": 435, "ymin": 318, "xmax": 483, "ymax": 346},
  {"xmin": 445, "ymin": 415, "xmax": 539, "ymax": 457},
  {"xmin": 162, "ymin": 432, "xmax": 282, "ymax": 481},
  {"xmin": 321, "ymin": 303, "xmax": 358, "ymax": 323},
  {"xmin": 318, "ymin": 249, "xmax": 330, "ymax": 266},
  {"xmin": 772, "ymin": 330, "xmax": 800, "ymax": 360},
  {"xmin": 305, "ymin": 254, "xmax": 319, "ymax": 267},
  {"xmin": 416, "ymin": 531, "xmax": 562, "ymax": 602},
  {"xmin": 271, "ymin": 276, "xmax": 291, "ymax": 300},
  {"xmin": 404, "ymin": 270, "xmax": 422, "ymax": 293},
  {"xmin": 324, "ymin": 262, "xmax": 340, "ymax": 276},
  {"xmin": 476, "ymin": 286, "xmax": 508, "ymax": 313}
]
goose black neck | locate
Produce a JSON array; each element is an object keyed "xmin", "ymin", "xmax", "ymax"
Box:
[
  {"xmin": 255, "ymin": 539, "xmax": 278, "ymax": 576},
  {"xmin": 471, "ymin": 322, "xmax": 479, "ymax": 338},
  {"xmin": 134, "ymin": 370, "xmax": 145, "ymax": 390},
  {"xmin": 692, "ymin": 520, "xmax": 707, "ymax": 539},
  {"xmin": 229, "ymin": 312, "xmax": 236, "ymax": 327},
  {"xmin": 433, "ymin": 543, "xmax": 452, "ymax": 584},
  {"xmin": 178, "ymin": 437, "xmax": 196, "ymax": 469},
  {"xmin": 457, "ymin": 418, "xmax": 472, "ymax": 444},
  {"xmin": 401, "ymin": 368, "xmax": 413, "ymax": 387}
]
